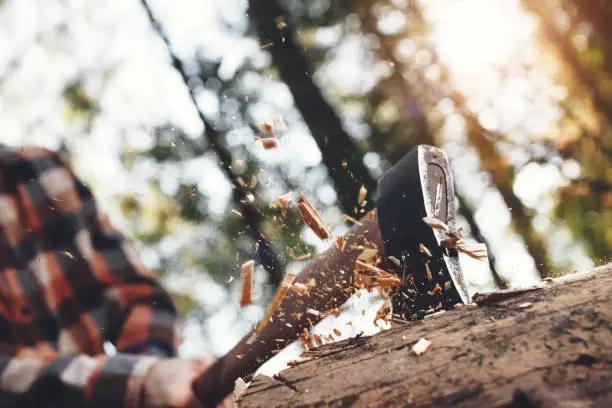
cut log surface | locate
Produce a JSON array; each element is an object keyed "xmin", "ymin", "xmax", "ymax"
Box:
[{"xmin": 239, "ymin": 263, "xmax": 612, "ymax": 407}]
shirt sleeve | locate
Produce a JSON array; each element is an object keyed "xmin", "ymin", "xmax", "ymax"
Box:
[
  {"xmin": 46, "ymin": 148, "xmax": 180, "ymax": 357},
  {"xmin": 0, "ymin": 146, "xmax": 179, "ymax": 407},
  {"xmin": 0, "ymin": 341, "xmax": 158, "ymax": 408}
]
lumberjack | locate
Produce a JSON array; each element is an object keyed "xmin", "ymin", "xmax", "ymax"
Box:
[
  {"xmin": 193, "ymin": 145, "xmax": 476, "ymax": 406},
  {"xmin": 0, "ymin": 143, "xmax": 475, "ymax": 408}
]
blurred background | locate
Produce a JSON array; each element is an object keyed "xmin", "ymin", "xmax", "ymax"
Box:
[{"xmin": 1, "ymin": 0, "xmax": 610, "ymax": 362}]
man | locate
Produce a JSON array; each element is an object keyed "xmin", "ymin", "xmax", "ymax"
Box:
[
  {"xmin": 0, "ymin": 145, "xmax": 220, "ymax": 408},
  {"xmin": 0, "ymin": 144, "xmax": 463, "ymax": 408}
]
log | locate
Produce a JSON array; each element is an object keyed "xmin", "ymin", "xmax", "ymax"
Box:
[{"xmin": 238, "ymin": 263, "xmax": 612, "ymax": 407}]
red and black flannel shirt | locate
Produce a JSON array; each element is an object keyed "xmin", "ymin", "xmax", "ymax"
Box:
[{"xmin": 0, "ymin": 145, "xmax": 179, "ymax": 408}]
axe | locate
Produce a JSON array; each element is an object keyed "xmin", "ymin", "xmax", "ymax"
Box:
[{"xmin": 192, "ymin": 145, "xmax": 477, "ymax": 406}]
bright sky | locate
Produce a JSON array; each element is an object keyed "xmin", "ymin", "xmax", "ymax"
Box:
[{"xmin": 0, "ymin": 0, "xmax": 595, "ymax": 369}]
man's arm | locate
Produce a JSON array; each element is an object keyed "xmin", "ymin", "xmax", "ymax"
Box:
[
  {"xmin": 0, "ymin": 146, "xmax": 182, "ymax": 407},
  {"xmin": 0, "ymin": 328, "xmax": 158, "ymax": 408},
  {"xmin": 36, "ymin": 147, "xmax": 180, "ymax": 357}
]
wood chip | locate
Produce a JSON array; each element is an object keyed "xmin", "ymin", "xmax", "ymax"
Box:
[
  {"xmin": 298, "ymin": 193, "xmax": 330, "ymax": 240},
  {"xmin": 427, "ymin": 283, "xmax": 442, "ymax": 296},
  {"xmin": 256, "ymin": 122, "xmax": 273, "ymax": 136},
  {"xmin": 239, "ymin": 260, "xmax": 254, "ymax": 307},
  {"xmin": 272, "ymin": 192, "xmax": 293, "ymax": 209},
  {"xmin": 306, "ymin": 308, "xmax": 321, "ymax": 316},
  {"xmin": 299, "ymin": 332, "xmax": 314, "ymax": 349},
  {"xmin": 388, "ymin": 256, "xmax": 401, "ymax": 267},
  {"xmin": 355, "ymin": 260, "xmax": 391, "ymax": 276},
  {"xmin": 456, "ymin": 242, "xmax": 488, "ymax": 261},
  {"xmin": 335, "ymin": 236, "xmax": 346, "ymax": 252},
  {"xmin": 412, "ymin": 338, "xmax": 432, "ymax": 356},
  {"xmin": 233, "ymin": 377, "xmax": 248, "ymax": 403},
  {"xmin": 251, "ymin": 273, "xmax": 297, "ymax": 339},
  {"xmin": 355, "ymin": 260, "xmax": 402, "ymax": 289},
  {"xmin": 291, "ymin": 282, "xmax": 310, "ymax": 296},
  {"xmin": 272, "ymin": 116, "xmax": 286, "ymax": 130},
  {"xmin": 289, "ymin": 248, "xmax": 311, "ymax": 262},
  {"xmin": 357, "ymin": 247, "xmax": 379, "ymax": 264},
  {"xmin": 260, "ymin": 138, "xmax": 278, "ymax": 150},
  {"xmin": 322, "ymin": 307, "xmax": 343, "ymax": 318},
  {"xmin": 419, "ymin": 243, "xmax": 432, "ymax": 257},
  {"xmin": 422, "ymin": 216, "xmax": 450, "ymax": 233},
  {"xmin": 341, "ymin": 214, "xmax": 363, "ymax": 226},
  {"xmin": 358, "ymin": 185, "xmax": 367, "ymax": 206},
  {"xmin": 425, "ymin": 263, "xmax": 433, "ymax": 281}
]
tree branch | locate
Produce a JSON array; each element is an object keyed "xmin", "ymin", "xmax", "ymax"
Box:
[{"xmin": 139, "ymin": 0, "xmax": 285, "ymax": 286}]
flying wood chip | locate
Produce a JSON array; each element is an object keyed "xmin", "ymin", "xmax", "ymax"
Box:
[
  {"xmin": 388, "ymin": 256, "xmax": 401, "ymax": 267},
  {"xmin": 358, "ymin": 185, "xmax": 367, "ymax": 206},
  {"xmin": 419, "ymin": 243, "xmax": 432, "ymax": 257},
  {"xmin": 335, "ymin": 236, "xmax": 346, "ymax": 252},
  {"xmin": 260, "ymin": 138, "xmax": 278, "ymax": 150},
  {"xmin": 422, "ymin": 216, "xmax": 488, "ymax": 262},
  {"xmin": 272, "ymin": 192, "xmax": 293, "ymax": 209},
  {"xmin": 357, "ymin": 247, "xmax": 379, "ymax": 264},
  {"xmin": 250, "ymin": 273, "xmax": 297, "ymax": 341},
  {"xmin": 298, "ymin": 193, "xmax": 330, "ymax": 240},
  {"xmin": 422, "ymin": 216, "xmax": 450, "ymax": 233},
  {"xmin": 256, "ymin": 122, "xmax": 273, "ymax": 136},
  {"xmin": 354, "ymin": 260, "xmax": 401, "ymax": 289},
  {"xmin": 289, "ymin": 248, "xmax": 312, "ymax": 262},
  {"xmin": 425, "ymin": 263, "xmax": 433, "ymax": 281},
  {"xmin": 341, "ymin": 214, "xmax": 363, "ymax": 226},
  {"xmin": 239, "ymin": 260, "xmax": 255, "ymax": 307}
]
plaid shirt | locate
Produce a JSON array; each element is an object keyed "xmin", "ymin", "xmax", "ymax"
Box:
[{"xmin": 0, "ymin": 145, "xmax": 179, "ymax": 408}]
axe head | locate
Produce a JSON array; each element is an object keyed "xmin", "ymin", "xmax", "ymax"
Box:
[{"xmin": 376, "ymin": 145, "xmax": 470, "ymax": 320}]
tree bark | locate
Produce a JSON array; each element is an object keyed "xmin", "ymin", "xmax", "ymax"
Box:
[{"xmin": 239, "ymin": 263, "xmax": 612, "ymax": 407}]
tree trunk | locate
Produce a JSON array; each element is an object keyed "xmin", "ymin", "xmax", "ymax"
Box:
[
  {"xmin": 521, "ymin": 0, "xmax": 612, "ymax": 128},
  {"xmin": 239, "ymin": 263, "xmax": 612, "ymax": 407},
  {"xmin": 139, "ymin": 0, "xmax": 285, "ymax": 286},
  {"xmin": 406, "ymin": 2, "xmax": 553, "ymax": 278},
  {"xmin": 247, "ymin": 0, "xmax": 377, "ymax": 215}
]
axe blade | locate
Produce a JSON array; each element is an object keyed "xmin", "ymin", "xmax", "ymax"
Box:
[
  {"xmin": 418, "ymin": 145, "xmax": 470, "ymax": 305},
  {"xmin": 377, "ymin": 145, "xmax": 470, "ymax": 320}
]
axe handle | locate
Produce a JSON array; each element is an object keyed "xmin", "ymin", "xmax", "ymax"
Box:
[{"xmin": 192, "ymin": 212, "xmax": 384, "ymax": 406}]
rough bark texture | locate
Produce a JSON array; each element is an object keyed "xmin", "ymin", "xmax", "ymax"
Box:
[{"xmin": 239, "ymin": 263, "xmax": 612, "ymax": 407}]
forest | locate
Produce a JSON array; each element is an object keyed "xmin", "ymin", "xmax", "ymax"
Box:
[{"xmin": 1, "ymin": 0, "xmax": 610, "ymax": 367}]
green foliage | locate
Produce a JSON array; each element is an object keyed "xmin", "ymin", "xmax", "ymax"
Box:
[
  {"xmin": 175, "ymin": 183, "xmax": 209, "ymax": 224},
  {"xmin": 62, "ymin": 80, "xmax": 100, "ymax": 119}
]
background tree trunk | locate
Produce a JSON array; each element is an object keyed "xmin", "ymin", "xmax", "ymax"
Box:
[
  {"xmin": 239, "ymin": 263, "xmax": 612, "ymax": 407},
  {"xmin": 248, "ymin": 0, "xmax": 377, "ymax": 215}
]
